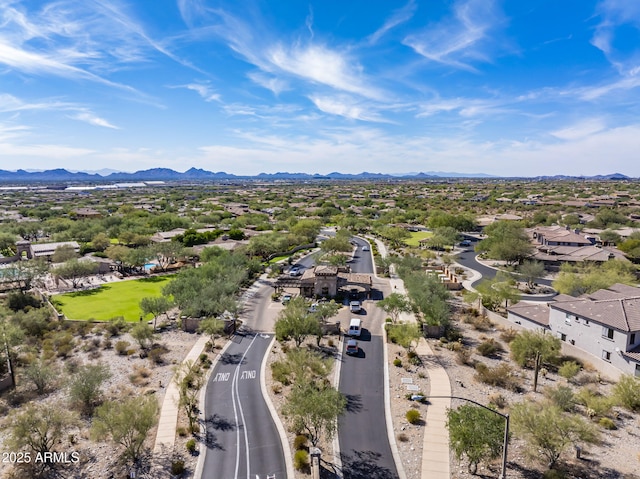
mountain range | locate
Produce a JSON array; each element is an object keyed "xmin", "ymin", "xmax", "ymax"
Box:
[{"xmin": 0, "ymin": 168, "xmax": 633, "ymax": 183}]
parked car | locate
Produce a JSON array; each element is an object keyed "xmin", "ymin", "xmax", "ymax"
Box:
[
  {"xmin": 362, "ymin": 245, "xmax": 370, "ymax": 251},
  {"xmin": 281, "ymin": 293, "xmax": 292, "ymax": 304},
  {"xmin": 346, "ymin": 339, "xmax": 359, "ymax": 355},
  {"xmin": 459, "ymin": 240, "xmax": 471, "ymax": 247},
  {"xmin": 308, "ymin": 302, "xmax": 318, "ymax": 313},
  {"xmin": 288, "ymin": 265, "xmax": 303, "ymax": 276}
]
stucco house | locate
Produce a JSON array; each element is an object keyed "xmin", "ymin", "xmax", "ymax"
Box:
[{"xmin": 507, "ymin": 284, "xmax": 640, "ymax": 377}]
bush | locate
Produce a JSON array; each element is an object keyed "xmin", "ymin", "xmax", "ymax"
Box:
[
  {"xmin": 487, "ymin": 393, "xmax": 508, "ymax": 409},
  {"xmin": 406, "ymin": 408, "xmax": 422, "ymax": 425},
  {"xmin": 612, "ymin": 375, "xmax": 640, "ymax": 411},
  {"xmin": 294, "ymin": 434, "xmax": 308, "ymax": 450},
  {"xmin": 455, "ymin": 347, "xmax": 473, "ymax": 366},
  {"xmin": 471, "ymin": 315, "xmax": 493, "ymax": 331},
  {"xmin": 598, "ymin": 417, "xmax": 617, "ymax": 430},
  {"xmin": 558, "ymin": 361, "xmax": 581, "ymax": 380},
  {"xmin": 186, "ymin": 439, "xmax": 197, "ymax": 454},
  {"xmin": 148, "ymin": 346, "xmax": 167, "ymax": 365},
  {"xmin": 576, "ymin": 387, "xmax": 614, "ymax": 418},
  {"xmin": 476, "ymin": 339, "xmax": 501, "ymax": 357},
  {"xmin": 543, "ymin": 470, "xmax": 566, "ymax": 479},
  {"xmin": 393, "ymin": 358, "xmax": 402, "ymax": 367},
  {"xmin": 293, "ymin": 449, "xmax": 309, "ymax": 471},
  {"xmin": 397, "ymin": 432, "xmax": 409, "ymax": 442},
  {"xmin": 106, "ymin": 316, "xmax": 127, "ymax": 337},
  {"xmin": 499, "ymin": 328, "xmax": 518, "ymax": 343},
  {"xmin": 475, "ymin": 362, "xmax": 521, "ymax": 391},
  {"xmin": 171, "ymin": 459, "xmax": 185, "ymax": 475},
  {"xmin": 7, "ymin": 292, "xmax": 41, "ymax": 312},
  {"xmin": 544, "ymin": 385, "xmax": 576, "ymax": 412},
  {"xmin": 177, "ymin": 426, "xmax": 188, "ymax": 437},
  {"xmin": 270, "ymin": 361, "xmax": 291, "ymax": 385},
  {"xmin": 115, "ymin": 340, "xmax": 130, "ymax": 356}
]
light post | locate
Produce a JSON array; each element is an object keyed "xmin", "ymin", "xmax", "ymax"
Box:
[{"xmin": 427, "ymin": 395, "xmax": 509, "ymax": 479}]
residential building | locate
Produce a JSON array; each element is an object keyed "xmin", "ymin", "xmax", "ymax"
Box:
[{"xmin": 507, "ymin": 284, "xmax": 640, "ymax": 377}]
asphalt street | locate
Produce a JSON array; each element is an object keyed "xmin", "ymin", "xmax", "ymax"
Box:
[{"xmin": 201, "ymin": 332, "xmax": 285, "ymax": 479}]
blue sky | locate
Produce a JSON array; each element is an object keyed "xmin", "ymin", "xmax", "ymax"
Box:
[{"xmin": 1, "ymin": 0, "xmax": 640, "ymax": 177}]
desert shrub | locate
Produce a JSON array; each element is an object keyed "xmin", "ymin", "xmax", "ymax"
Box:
[
  {"xmin": 186, "ymin": 439, "xmax": 197, "ymax": 454},
  {"xmin": 576, "ymin": 387, "xmax": 614, "ymax": 418},
  {"xmin": 475, "ymin": 363, "xmax": 521, "ymax": 391},
  {"xmin": 447, "ymin": 341, "xmax": 462, "ymax": 352},
  {"xmin": 544, "ymin": 385, "xmax": 576, "ymax": 412},
  {"xmin": 543, "ymin": 470, "xmax": 566, "ymax": 479},
  {"xmin": 176, "ymin": 426, "xmax": 188, "ymax": 437},
  {"xmin": 612, "ymin": 375, "xmax": 640, "ymax": 411},
  {"xmin": 65, "ymin": 358, "xmax": 80, "ymax": 375},
  {"xmin": 471, "ymin": 315, "xmax": 493, "ymax": 331},
  {"xmin": 598, "ymin": 417, "xmax": 617, "ymax": 430},
  {"xmin": 499, "ymin": 327, "xmax": 518, "ymax": 343},
  {"xmin": 7, "ymin": 292, "xmax": 41, "ymax": 311},
  {"xmin": 294, "ymin": 434, "xmax": 308, "ymax": 450},
  {"xmin": 115, "ymin": 340, "xmax": 130, "ymax": 356},
  {"xmin": 445, "ymin": 327, "xmax": 464, "ymax": 342},
  {"xmin": 171, "ymin": 460, "xmax": 185, "ymax": 475},
  {"xmin": 102, "ymin": 338, "xmax": 112, "ymax": 350},
  {"xmin": 476, "ymin": 339, "xmax": 501, "ymax": 357},
  {"xmin": 393, "ymin": 358, "xmax": 402, "ymax": 367},
  {"xmin": 487, "ymin": 393, "xmax": 508, "ymax": 409},
  {"xmin": 148, "ymin": 346, "xmax": 167, "ymax": 365},
  {"xmin": 294, "ymin": 450, "xmax": 309, "ymax": 471},
  {"xmin": 271, "ymin": 384, "xmax": 282, "ymax": 394},
  {"xmin": 270, "ymin": 361, "xmax": 291, "ymax": 385},
  {"xmin": 455, "ymin": 347, "xmax": 473, "ymax": 366},
  {"xmin": 327, "ymin": 338, "xmax": 335, "ymax": 347},
  {"xmin": 397, "ymin": 433, "xmax": 409, "ymax": 442},
  {"xmin": 106, "ymin": 316, "xmax": 127, "ymax": 337},
  {"xmin": 406, "ymin": 409, "xmax": 422, "ymax": 425},
  {"xmin": 558, "ymin": 361, "xmax": 581, "ymax": 380}
]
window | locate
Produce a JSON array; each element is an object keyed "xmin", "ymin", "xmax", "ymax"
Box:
[
  {"xmin": 602, "ymin": 327, "xmax": 614, "ymax": 340},
  {"xmin": 635, "ymin": 364, "xmax": 640, "ymax": 378},
  {"xmin": 602, "ymin": 350, "xmax": 611, "ymax": 362},
  {"xmin": 565, "ymin": 317, "xmax": 572, "ymax": 325},
  {"xmin": 583, "ymin": 319, "xmax": 590, "ymax": 326},
  {"xmin": 560, "ymin": 333, "xmax": 567, "ymax": 341},
  {"xmin": 631, "ymin": 333, "xmax": 636, "ymax": 345}
]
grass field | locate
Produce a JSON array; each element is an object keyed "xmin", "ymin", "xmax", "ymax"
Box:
[
  {"xmin": 404, "ymin": 231, "xmax": 433, "ymax": 247},
  {"xmin": 54, "ymin": 276, "xmax": 173, "ymax": 322}
]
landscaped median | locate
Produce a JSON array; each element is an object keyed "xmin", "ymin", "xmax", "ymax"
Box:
[{"xmin": 52, "ymin": 275, "xmax": 174, "ymax": 321}]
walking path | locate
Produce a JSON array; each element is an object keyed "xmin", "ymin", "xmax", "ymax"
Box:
[
  {"xmin": 373, "ymin": 238, "xmax": 452, "ymax": 479},
  {"xmin": 153, "ymin": 335, "xmax": 209, "ymax": 454}
]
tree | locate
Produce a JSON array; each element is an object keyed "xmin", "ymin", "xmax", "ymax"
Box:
[
  {"xmin": 52, "ymin": 258, "xmax": 99, "ymax": 288},
  {"xmin": 92, "ymin": 395, "xmax": 158, "ymax": 465},
  {"xmin": 23, "ymin": 357, "xmax": 58, "ymax": 395},
  {"xmin": 380, "ymin": 226, "xmax": 411, "ymax": 248},
  {"xmin": 174, "ymin": 360, "xmax": 204, "ymax": 433},
  {"xmin": 427, "ymin": 226, "xmax": 459, "ymax": 251},
  {"xmin": 51, "ymin": 244, "xmax": 78, "ymax": 263},
  {"xmin": 510, "ymin": 330, "xmax": 561, "ymax": 392},
  {"xmin": 7, "ymin": 403, "xmax": 77, "ymax": 476},
  {"xmin": 130, "ymin": 322, "xmax": 155, "ymax": 351},
  {"xmin": 139, "ymin": 296, "xmax": 172, "ymax": 330},
  {"xmin": 320, "ymin": 236, "xmax": 352, "ymax": 253},
  {"xmin": 386, "ymin": 323, "xmax": 421, "ymax": 353},
  {"xmin": 378, "ymin": 293, "xmax": 411, "ymax": 323},
  {"xmin": 151, "ymin": 241, "xmax": 186, "ymax": 271},
  {"xmin": 275, "ymin": 297, "xmax": 321, "ymax": 347},
  {"xmin": 511, "ymin": 402, "xmax": 598, "ymax": 469},
  {"xmin": 198, "ymin": 316, "xmax": 226, "ymax": 348},
  {"xmin": 446, "ymin": 405, "xmax": 506, "ymax": 474},
  {"xmin": 69, "ymin": 362, "xmax": 111, "ymax": 415},
  {"xmin": 91, "ymin": 232, "xmax": 112, "ymax": 252},
  {"xmin": 552, "ymin": 260, "xmax": 637, "ymax": 296},
  {"xmin": 518, "ymin": 260, "xmax": 545, "ymax": 289},
  {"xmin": 310, "ymin": 300, "xmax": 341, "ymax": 324},
  {"xmin": 282, "ymin": 380, "xmax": 346, "ymax": 448},
  {"xmin": 476, "ymin": 221, "xmax": 533, "ymax": 265}
]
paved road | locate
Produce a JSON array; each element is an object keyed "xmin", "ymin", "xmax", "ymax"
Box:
[
  {"xmin": 338, "ymin": 281, "xmax": 399, "ymax": 479},
  {"xmin": 201, "ymin": 331, "xmax": 285, "ymax": 479}
]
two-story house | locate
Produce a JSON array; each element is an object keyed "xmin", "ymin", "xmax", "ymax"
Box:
[{"xmin": 507, "ymin": 284, "xmax": 640, "ymax": 378}]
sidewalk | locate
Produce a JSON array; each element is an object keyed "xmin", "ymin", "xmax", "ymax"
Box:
[
  {"xmin": 153, "ymin": 335, "xmax": 209, "ymax": 454},
  {"xmin": 373, "ymin": 236, "xmax": 452, "ymax": 479}
]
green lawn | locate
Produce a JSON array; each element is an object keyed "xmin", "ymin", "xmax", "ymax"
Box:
[
  {"xmin": 404, "ymin": 231, "xmax": 433, "ymax": 247},
  {"xmin": 54, "ymin": 276, "xmax": 173, "ymax": 322}
]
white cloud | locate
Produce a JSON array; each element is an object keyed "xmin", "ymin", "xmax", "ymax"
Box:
[
  {"xmin": 367, "ymin": 1, "xmax": 416, "ymax": 45},
  {"xmin": 309, "ymin": 95, "xmax": 387, "ymax": 122},
  {"xmin": 403, "ymin": 0, "xmax": 504, "ymax": 71},
  {"xmin": 182, "ymin": 83, "xmax": 221, "ymax": 102},
  {"xmin": 69, "ymin": 112, "xmax": 120, "ymax": 129},
  {"xmin": 550, "ymin": 118, "xmax": 607, "ymax": 141},
  {"xmin": 591, "ymin": 0, "xmax": 640, "ymax": 73},
  {"xmin": 247, "ymin": 71, "xmax": 289, "ymax": 95}
]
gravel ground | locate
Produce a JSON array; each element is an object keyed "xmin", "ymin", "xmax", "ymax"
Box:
[{"xmin": 0, "ymin": 324, "xmax": 200, "ymax": 479}]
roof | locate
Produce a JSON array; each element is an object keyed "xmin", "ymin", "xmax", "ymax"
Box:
[
  {"xmin": 30, "ymin": 241, "xmax": 80, "ymax": 256},
  {"xmin": 622, "ymin": 343, "xmax": 640, "ymax": 363},
  {"xmin": 507, "ymin": 302, "xmax": 550, "ymax": 326},
  {"xmin": 550, "ymin": 294, "xmax": 640, "ymax": 332},
  {"xmin": 532, "ymin": 245, "xmax": 628, "ymax": 263}
]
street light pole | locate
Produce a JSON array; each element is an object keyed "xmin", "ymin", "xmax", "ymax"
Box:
[{"xmin": 426, "ymin": 395, "xmax": 509, "ymax": 479}]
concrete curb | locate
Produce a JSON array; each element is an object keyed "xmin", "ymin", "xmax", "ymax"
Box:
[
  {"xmin": 382, "ymin": 323, "xmax": 408, "ymax": 479},
  {"xmin": 260, "ymin": 334, "xmax": 295, "ymax": 479},
  {"xmin": 332, "ymin": 334, "xmax": 345, "ymax": 479},
  {"xmin": 193, "ymin": 338, "xmax": 234, "ymax": 479}
]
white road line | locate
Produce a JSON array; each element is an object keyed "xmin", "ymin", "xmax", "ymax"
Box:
[{"xmin": 232, "ymin": 334, "xmax": 259, "ymax": 479}]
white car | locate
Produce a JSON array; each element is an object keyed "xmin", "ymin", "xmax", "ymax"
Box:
[
  {"xmin": 362, "ymin": 245, "xmax": 370, "ymax": 251},
  {"xmin": 349, "ymin": 301, "xmax": 361, "ymax": 313}
]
